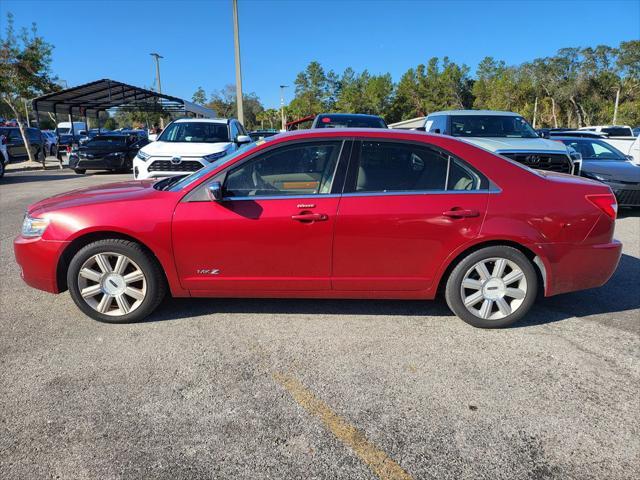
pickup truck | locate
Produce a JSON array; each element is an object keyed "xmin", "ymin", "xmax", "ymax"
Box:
[
  {"xmin": 412, "ymin": 110, "xmax": 579, "ymax": 175},
  {"xmin": 579, "ymin": 125, "xmax": 639, "ymax": 164}
]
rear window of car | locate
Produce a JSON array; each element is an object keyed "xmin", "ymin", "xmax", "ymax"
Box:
[
  {"xmin": 601, "ymin": 127, "xmax": 633, "ymax": 137},
  {"xmin": 314, "ymin": 115, "xmax": 387, "ymax": 129},
  {"xmin": 87, "ymin": 136, "xmax": 127, "ymax": 146}
]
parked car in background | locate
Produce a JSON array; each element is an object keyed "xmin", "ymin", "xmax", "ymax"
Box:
[
  {"xmin": 133, "ymin": 118, "xmax": 250, "ymax": 180},
  {"xmin": 419, "ymin": 110, "xmax": 579, "ymax": 174},
  {"xmin": 15, "ymin": 129, "xmax": 622, "ymax": 328},
  {"xmin": 41, "ymin": 130, "xmax": 59, "ymax": 157},
  {"xmin": 248, "ymin": 129, "xmax": 279, "ymax": 141},
  {"xmin": 555, "ymin": 136, "xmax": 640, "ymax": 207},
  {"xmin": 547, "ymin": 130, "xmax": 606, "ymax": 139},
  {"xmin": 79, "ymin": 129, "xmax": 111, "ymax": 145},
  {"xmin": 311, "ymin": 113, "xmax": 388, "ymax": 129},
  {"xmin": 0, "ymin": 133, "xmax": 7, "ymax": 178},
  {"xmin": 56, "ymin": 121, "xmax": 87, "ymax": 136},
  {"xmin": 580, "ymin": 125, "xmax": 638, "ymax": 163},
  {"xmin": 69, "ymin": 134, "xmax": 149, "ymax": 174},
  {"xmin": 0, "ymin": 126, "xmax": 47, "ymax": 163}
]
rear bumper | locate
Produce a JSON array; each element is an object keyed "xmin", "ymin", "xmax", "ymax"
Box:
[
  {"xmin": 14, "ymin": 236, "xmax": 68, "ymax": 293},
  {"xmin": 536, "ymin": 240, "xmax": 622, "ymax": 296}
]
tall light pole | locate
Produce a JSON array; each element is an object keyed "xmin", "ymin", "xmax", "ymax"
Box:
[
  {"xmin": 279, "ymin": 85, "xmax": 288, "ymax": 131},
  {"xmin": 232, "ymin": 0, "xmax": 244, "ymax": 125},
  {"xmin": 150, "ymin": 52, "xmax": 164, "ymax": 128}
]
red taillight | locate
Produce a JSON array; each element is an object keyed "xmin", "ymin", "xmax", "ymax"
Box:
[
  {"xmin": 67, "ymin": 145, "xmax": 71, "ymax": 153},
  {"xmin": 586, "ymin": 193, "xmax": 618, "ymax": 220}
]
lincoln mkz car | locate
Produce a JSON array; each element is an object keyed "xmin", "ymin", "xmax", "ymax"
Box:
[{"xmin": 14, "ymin": 129, "xmax": 622, "ymax": 328}]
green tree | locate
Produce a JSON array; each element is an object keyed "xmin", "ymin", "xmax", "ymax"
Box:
[
  {"xmin": 0, "ymin": 13, "xmax": 58, "ymax": 165},
  {"xmin": 192, "ymin": 86, "xmax": 207, "ymax": 105}
]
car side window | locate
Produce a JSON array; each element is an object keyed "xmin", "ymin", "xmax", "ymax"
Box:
[
  {"xmin": 354, "ymin": 142, "xmax": 449, "ymax": 192},
  {"xmin": 224, "ymin": 141, "xmax": 342, "ymax": 198},
  {"xmin": 425, "ymin": 115, "xmax": 445, "ymax": 133},
  {"xmin": 447, "ymin": 158, "xmax": 482, "ymax": 190}
]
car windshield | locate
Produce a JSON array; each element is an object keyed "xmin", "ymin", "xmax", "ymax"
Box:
[
  {"xmin": 164, "ymin": 140, "xmax": 265, "ymax": 192},
  {"xmin": 86, "ymin": 136, "xmax": 127, "ymax": 147},
  {"xmin": 560, "ymin": 139, "xmax": 627, "ymax": 161},
  {"xmin": 451, "ymin": 115, "xmax": 538, "ymax": 138},
  {"xmin": 57, "ymin": 128, "xmax": 71, "ymax": 135},
  {"xmin": 158, "ymin": 122, "xmax": 230, "ymax": 143},
  {"xmin": 314, "ymin": 115, "xmax": 387, "ymax": 128}
]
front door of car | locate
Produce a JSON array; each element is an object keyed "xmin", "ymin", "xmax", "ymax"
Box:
[
  {"xmin": 332, "ymin": 140, "xmax": 489, "ymax": 292},
  {"xmin": 172, "ymin": 140, "xmax": 348, "ymax": 292}
]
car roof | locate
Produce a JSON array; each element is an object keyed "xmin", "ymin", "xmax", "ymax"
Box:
[
  {"xmin": 172, "ymin": 118, "xmax": 232, "ymax": 125},
  {"xmin": 316, "ymin": 113, "xmax": 384, "ymax": 119},
  {"xmin": 271, "ymin": 128, "xmax": 437, "ymax": 142},
  {"xmin": 428, "ymin": 110, "xmax": 520, "ymax": 117}
]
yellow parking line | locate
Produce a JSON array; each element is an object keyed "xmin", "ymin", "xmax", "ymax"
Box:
[{"xmin": 273, "ymin": 373, "xmax": 413, "ymax": 480}]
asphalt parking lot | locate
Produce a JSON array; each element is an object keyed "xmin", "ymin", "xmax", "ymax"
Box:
[{"xmin": 0, "ymin": 169, "xmax": 639, "ymax": 480}]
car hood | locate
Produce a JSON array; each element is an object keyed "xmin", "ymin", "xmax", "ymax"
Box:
[
  {"xmin": 460, "ymin": 137, "xmax": 568, "ymax": 154},
  {"xmin": 29, "ymin": 180, "xmax": 159, "ymax": 215},
  {"xmin": 582, "ymin": 160, "xmax": 640, "ymax": 182},
  {"xmin": 140, "ymin": 140, "xmax": 233, "ymax": 157}
]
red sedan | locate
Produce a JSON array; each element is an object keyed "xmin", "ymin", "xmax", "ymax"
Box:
[{"xmin": 14, "ymin": 129, "xmax": 622, "ymax": 328}]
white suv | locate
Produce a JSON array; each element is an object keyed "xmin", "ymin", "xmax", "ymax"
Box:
[{"xmin": 133, "ymin": 118, "xmax": 251, "ymax": 180}]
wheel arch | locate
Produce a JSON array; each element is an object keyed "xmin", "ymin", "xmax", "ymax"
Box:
[
  {"xmin": 435, "ymin": 239, "xmax": 548, "ymax": 298},
  {"xmin": 56, "ymin": 230, "xmax": 169, "ymax": 292}
]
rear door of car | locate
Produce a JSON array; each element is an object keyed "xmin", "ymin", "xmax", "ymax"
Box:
[
  {"xmin": 332, "ymin": 139, "xmax": 490, "ymax": 292},
  {"xmin": 7, "ymin": 128, "xmax": 27, "ymax": 159}
]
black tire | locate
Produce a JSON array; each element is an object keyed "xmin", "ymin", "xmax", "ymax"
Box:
[
  {"xmin": 0, "ymin": 160, "xmax": 4, "ymax": 178},
  {"xmin": 445, "ymin": 245, "xmax": 538, "ymax": 328},
  {"xmin": 67, "ymin": 239, "xmax": 167, "ymax": 323},
  {"xmin": 74, "ymin": 169, "xmax": 86, "ymax": 174}
]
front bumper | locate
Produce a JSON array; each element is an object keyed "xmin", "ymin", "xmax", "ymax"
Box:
[
  {"xmin": 14, "ymin": 236, "xmax": 69, "ymax": 293},
  {"xmin": 535, "ymin": 240, "xmax": 622, "ymax": 296},
  {"xmin": 133, "ymin": 157, "xmax": 205, "ymax": 179},
  {"xmin": 68, "ymin": 153, "xmax": 128, "ymax": 171}
]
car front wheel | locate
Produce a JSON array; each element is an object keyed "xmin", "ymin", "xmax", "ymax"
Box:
[
  {"xmin": 67, "ymin": 239, "xmax": 166, "ymax": 323},
  {"xmin": 445, "ymin": 246, "xmax": 538, "ymax": 328}
]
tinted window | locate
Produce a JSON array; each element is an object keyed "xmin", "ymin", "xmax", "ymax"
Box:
[
  {"xmin": 224, "ymin": 141, "xmax": 342, "ymax": 197},
  {"xmin": 27, "ymin": 129, "xmax": 41, "ymax": 142},
  {"xmin": 314, "ymin": 115, "xmax": 387, "ymax": 129},
  {"xmin": 87, "ymin": 136, "xmax": 127, "ymax": 147},
  {"xmin": 158, "ymin": 122, "xmax": 229, "ymax": 143},
  {"xmin": 601, "ymin": 127, "xmax": 633, "ymax": 137},
  {"xmin": 447, "ymin": 159, "xmax": 482, "ymax": 190},
  {"xmin": 354, "ymin": 142, "xmax": 449, "ymax": 192},
  {"xmin": 230, "ymin": 122, "xmax": 240, "ymax": 140},
  {"xmin": 450, "ymin": 115, "xmax": 538, "ymax": 138}
]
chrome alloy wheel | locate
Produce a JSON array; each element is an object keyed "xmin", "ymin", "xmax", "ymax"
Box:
[
  {"xmin": 77, "ymin": 252, "xmax": 147, "ymax": 316},
  {"xmin": 460, "ymin": 257, "xmax": 527, "ymax": 320}
]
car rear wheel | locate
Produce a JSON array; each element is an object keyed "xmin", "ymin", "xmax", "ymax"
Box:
[
  {"xmin": 0, "ymin": 160, "xmax": 4, "ymax": 178},
  {"xmin": 74, "ymin": 169, "xmax": 86, "ymax": 174},
  {"xmin": 67, "ymin": 239, "xmax": 166, "ymax": 323},
  {"xmin": 445, "ymin": 246, "xmax": 538, "ymax": 328}
]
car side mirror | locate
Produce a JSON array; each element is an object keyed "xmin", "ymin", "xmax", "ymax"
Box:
[
  {"xmin": 626, "ymin": 155, "xmax": 634, "ymax": 162},
  {"xmin": 208, "ymin": 181, "xmax": 224, "ymax": 201},
  {"xmin": 236, "ymin": 134, "xmax": 251, "ymax": 144},
  {"xmin": 432, "ymin": 128, "xmax": 441, "ymax": 134}
]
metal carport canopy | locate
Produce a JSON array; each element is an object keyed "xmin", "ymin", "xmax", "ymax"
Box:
[{"xmin": 31, "ymin": 78, "xmax": 216, "ymax": 118}]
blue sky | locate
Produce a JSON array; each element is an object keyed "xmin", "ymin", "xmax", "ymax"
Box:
[{"xmin": 2, "ymin": 0, "xmax": 639, "ymax": 108}]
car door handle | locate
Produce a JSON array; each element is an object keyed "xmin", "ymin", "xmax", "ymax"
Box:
[
  {"xmin": 291, "ymin": 213, "xmax": 328, "ymax": 222},
  {"xmin": 442, "ymin": 209, "xmax": 480, "ymax": 218}
]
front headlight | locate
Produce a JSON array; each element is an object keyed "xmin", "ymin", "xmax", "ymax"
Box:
[
  {"xmin": 136, "ymin": 151, "xmax": 151, "ymax": 161},
  {"xmin": 202, "ymin": 151, "xmax": 228, "ymax": 162},
  {"xmin": 21, "ymin": 214, "xmax": 50, "ymax": 238}
]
